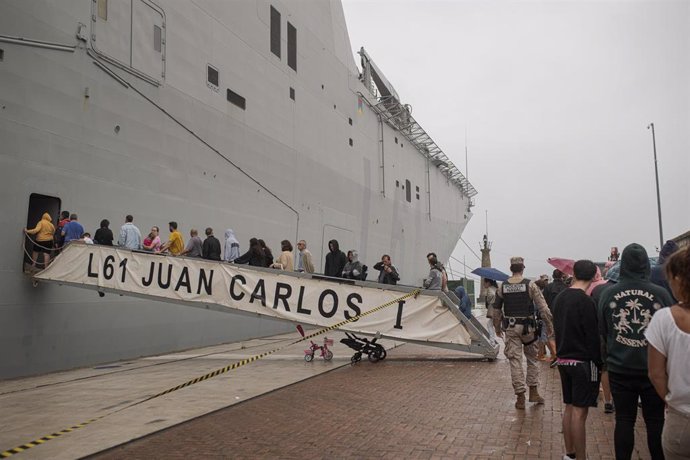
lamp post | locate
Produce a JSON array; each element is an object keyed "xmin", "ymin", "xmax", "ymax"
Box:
[{"xmin": 647, "ymin": 123, "xmax": 664, "ymax": 248}]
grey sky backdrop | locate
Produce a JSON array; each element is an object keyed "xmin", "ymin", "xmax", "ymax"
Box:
[{"xmin": 342, "ymin": 0, "xmax": 690, "ymax": 280}]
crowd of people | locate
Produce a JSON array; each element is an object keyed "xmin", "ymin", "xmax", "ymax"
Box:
[
  {"xmin": 24, "ymin": 213, "xmax": 690, "ymax": 459},
  {"xmin": 487, "ymin": 242, "xmax": 689, "ymax": 460},
  {"xmin": 23, "ymin": 213, "xmax": 455, "ymax": 289}
]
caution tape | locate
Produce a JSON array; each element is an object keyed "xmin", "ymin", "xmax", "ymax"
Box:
[
  {"xmin": 1, "ymin": 288, "xmax": 421, "ymax": 458},
  {"xmin": 0, "ymin": 418, "xmax": 102, "ymax": 458}
]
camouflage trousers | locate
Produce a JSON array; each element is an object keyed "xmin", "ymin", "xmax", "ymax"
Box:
[{"xmin": 503, "ymin": 325, "xmax": 540, "ymax": 395}]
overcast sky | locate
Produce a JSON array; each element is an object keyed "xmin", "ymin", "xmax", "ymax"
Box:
[{"xmin": 342, "ymin": 0, "xmax": 690, "ymax": 280}]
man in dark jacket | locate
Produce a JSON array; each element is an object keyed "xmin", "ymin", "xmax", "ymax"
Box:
[
  {"xmin": 324, "ymin": 239, "xmax": 346, "ymax": 277},
  {"xmin": 202, "ymin": 227, "xmax": 221, "ymax": 261},
  {"xmin": 543, "ymin": 269, "xmax": 567, "ymax": 313},
  {"xmin": 373, "ymin": 254, "xmax": 400, "ymax": 285},
  {"xmin": 650, "ymin": 239, "xmax": 679, "ymax": 302},
  {"xmin": 598, "ymin": 243, "xmax": 674, "ymax": 460}
]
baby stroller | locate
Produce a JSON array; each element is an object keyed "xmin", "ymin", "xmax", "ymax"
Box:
[{"xmin": 340, "ymin": 332, "xmax": 387, "ymax": 363}]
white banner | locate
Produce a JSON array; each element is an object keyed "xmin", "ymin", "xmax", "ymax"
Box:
[{"xmin": 36, "ymin": 244, "xmax": 472, "ymax": 346}]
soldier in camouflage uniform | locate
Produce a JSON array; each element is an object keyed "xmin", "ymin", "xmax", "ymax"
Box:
[{"xmin": 492, "ymin": 256, "xmax": 554, "ymax": 409}]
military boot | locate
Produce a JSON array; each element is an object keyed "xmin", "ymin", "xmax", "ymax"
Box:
[
  {"xmin": 515, "ymin": 392, "xmax": 526, "ymax": 409},
  {"xmin": 529, "ymin": 386, "xmax": 545, "ymax": 404}
]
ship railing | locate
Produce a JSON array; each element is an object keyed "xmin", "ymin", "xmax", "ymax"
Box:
[{"xmin": 361, "ymin": 94, "xmax": 478, "ymax": 199}]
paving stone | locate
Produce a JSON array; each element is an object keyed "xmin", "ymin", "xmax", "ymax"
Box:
[{"xmin": 90, "ymin": 344, "xmax": 655, "ymax": 459}]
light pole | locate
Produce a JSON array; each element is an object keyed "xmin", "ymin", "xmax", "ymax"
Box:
[{"xmin": 647, "ymin": 122, "xmax": 664, "ymax": 248}]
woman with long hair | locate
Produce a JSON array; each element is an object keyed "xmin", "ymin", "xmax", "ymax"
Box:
[
  {"xmin": 93, "ymin": 219, "xmax": 114, "ymax": 245},
  {"xmin": 271, "ymin": 240, "xmax": 294, "ymax": 271},
  {"xmin": 235, "ymin": 238, "xmax": 265, "ymax": 267},
  {"xmin": 258, "ymin": 239, "xmax": 273, "ymax": 267},
  {"xmin": 646, "ymin": 247, "xmax": 690, "ymax": 459}
]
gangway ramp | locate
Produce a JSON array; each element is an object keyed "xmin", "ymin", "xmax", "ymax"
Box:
[{"xmin": 33, "ymin": 244, "xmax": 498, "ymax": 359}]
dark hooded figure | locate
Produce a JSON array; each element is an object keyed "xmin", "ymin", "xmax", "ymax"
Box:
[
  {"xmin": 324, "ymin": 239, "xmax": 346, "ymax": 277},
  {"xmin": 543, "ymin": 269, "xmax": 567, "ymax": 313},
  {"xmin": 234, "ymin": 238, "xmax": 265, "ymax": 267},
  {"xmin": 650, "ymin": 239, "xmax": 679, "ymax": 302},
  {"xmin": 598, "ymin": 243, "xmax": 674, "ymax": 460},
  {"xmin": 454, "ymin": 286, "xmax": 473, "ymax": 319}
]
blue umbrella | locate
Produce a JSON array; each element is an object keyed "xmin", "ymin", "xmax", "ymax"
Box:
[{"xmin": 471, "ymin": 267, "xmax": 510, "ymax": 282}]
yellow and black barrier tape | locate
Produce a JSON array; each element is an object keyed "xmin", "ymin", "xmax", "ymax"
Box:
[
  {"xmin": 0, "ymin": 418, "xmax": 101, "ymax": 457},
  {"xmin": 1, "ymin": 288, "xmax": 421, "ymax": 458}
]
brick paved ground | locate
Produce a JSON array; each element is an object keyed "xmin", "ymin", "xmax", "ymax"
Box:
[{"xmin": 93, "ymin": 345, "xmax": 653, "ymax": 460}]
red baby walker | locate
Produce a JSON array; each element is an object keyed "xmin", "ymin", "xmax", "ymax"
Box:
[{"xmin": 296, "ymin": 325, "xmax": 334, "ymax": 362}]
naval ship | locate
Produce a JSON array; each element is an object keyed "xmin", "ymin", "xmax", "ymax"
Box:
[{"xmin": 0, "ymin": 0, "xmax": 477, "ymax": 379}]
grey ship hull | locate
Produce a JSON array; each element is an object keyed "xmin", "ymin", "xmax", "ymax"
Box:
[{"xmin": 0, "ymin": 0, "xmax": 474, "ymax": 379}]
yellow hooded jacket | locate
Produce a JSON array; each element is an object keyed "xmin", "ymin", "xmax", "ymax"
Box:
[{"xmin": 26, "ymin": 213, "xmax": 56, "ymax": 242}]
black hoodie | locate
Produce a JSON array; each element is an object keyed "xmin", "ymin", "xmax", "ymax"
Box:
[
  {"xmin": 598, "ymin": 243, "xmax": 674, "ymax": 375},
  {"xmin": 324, "ymin": 239, "xmax": 347, "ymax": 277},
  {"xmin": 650, "ymin": 240, "xmax": 679, "ymax": 302}
]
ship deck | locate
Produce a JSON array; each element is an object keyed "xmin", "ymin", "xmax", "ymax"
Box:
[{"xmin": 1, "ymin": 326, "xmax": 652, "ymax": 459}]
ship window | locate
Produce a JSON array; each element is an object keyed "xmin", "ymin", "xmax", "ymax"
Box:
[
  {"xmin": 287, "ymin": 22, "xmax": 297, "ymax": 71},
  {"xmin": 227, "ymin": 88, "xmax": 246, "ymax": 110},
  {"xmin": 98, "ymin": 0, "xmax": 108, "ymax": 21},
  {"xmin": 405, "ymin": 180, "xmax": 412, "ymax": 202},
  {"xmin": 290, "ymin": 87, "xmax": 295, "ymax": 100},
  {"xmin": 396, "ymin": 180, "xmax": 399, "ymax": 188},
  {"xmin": 395, "ymin": 137, "xmax": 398, "ymax": 144},
  {"xmin": 24, "ymin": 193, "xmax": 61, "ymax": 271},
  {"xmin": 348, "ymin": 117, "xmax": 352, "ymax": 125},
  {"xmin": 416, "ymin": 185, "xmax": 420, "ymax": 192},
  {"xmin": 153, "ymin": 25, "xmax": 162, "ymax": 52},
  {"xmin": 401, "ymin": 143, "xmax": 404, "ymax": 148},
  {"xmin": 349, "ymin": 138, "xmax": 353, "ymax": 147},
  {"xmin": 0, "ymin": 49, "xmax": 3, "ymax": 61},
  {"xmin": 207, "ymin": 65, "xmax": 219, "ymax": 88},
  {"xmin": 270, "ymin": 6, "xmax": 281, "ymax": 58},
  {"xmin": 416, "ymin": 193, "xmax": 420, "ymax": 200}
]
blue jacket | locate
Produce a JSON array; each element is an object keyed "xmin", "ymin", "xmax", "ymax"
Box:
[{"xmin": 455, "ymin": 286, "xmax": 473, "ymax": 319}]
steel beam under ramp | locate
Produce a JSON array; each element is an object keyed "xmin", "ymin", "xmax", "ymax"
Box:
[{"xmin": 33, "ymin": 244, "xmax": 498, "ymax": 359}]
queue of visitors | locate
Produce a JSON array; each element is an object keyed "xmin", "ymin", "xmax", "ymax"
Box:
[
  {"xmin": 24, "ymin": 212, "xmax": 468, "ymax": 309},
  {"xmin": 24, "ymin": 212, "xmax": 689, "ymax": 459},
  {"xmin": 23, "ymin": 212, "xmax": 414, "ymax": 282},
  {"xmin": 24, "ymin": 211, "xmax": 484, "ymax": 329},
  {"xmin": 486, "ymin": 242, "xmax": 687, "ymax": 460}
]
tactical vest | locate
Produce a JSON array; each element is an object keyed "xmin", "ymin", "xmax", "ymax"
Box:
[{"xmin": 501, "ymin": 279, "xmax": 534, "ymax": 318}]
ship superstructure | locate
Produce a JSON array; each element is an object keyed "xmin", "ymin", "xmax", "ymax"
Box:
[{"xmin": 0, "ymin": 0, "xmax": 476, "ymax": 378}]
